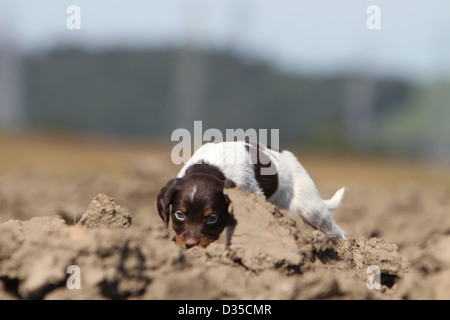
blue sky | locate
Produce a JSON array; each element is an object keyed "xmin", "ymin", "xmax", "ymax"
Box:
[{"xmin": 1, "ymin": 0, "xmax": 449, "ymax": 82}]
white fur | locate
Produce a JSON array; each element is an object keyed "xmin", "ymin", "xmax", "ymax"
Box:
[
  {"xmin": 177, "ymin": 141, "xmax": 264, "ymax": 195},
  {"xmin": 324, "ymin": 187, "xmax": 346, "ymax": 211},
  {"xmin": 189, "ymin": 184, "xmax": 197, "ymax": 202},
  {"xmin": 267, "ymin": 150, "xmax": 346, "ymax": 241},
  {"xmin": 177, "ymin": 141, "xmax": 347, "ymax": 242}
]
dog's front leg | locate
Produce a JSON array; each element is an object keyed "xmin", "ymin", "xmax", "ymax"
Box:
[{"xmin": 225, "ymin": 212, "xmax": 237, "ymax": 248}]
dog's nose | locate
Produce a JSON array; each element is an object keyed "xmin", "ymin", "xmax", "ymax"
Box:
[{"xmin": 184, "ymin": 239, "xmax": 199, "ymax": 249}]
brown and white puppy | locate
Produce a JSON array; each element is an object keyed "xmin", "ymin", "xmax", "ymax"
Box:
[
  {"xmin": 157, "ymin": 141, "xmax": 347, "ymax": 249},
  {"xmin": 157, "ymin": 163, "xmax": 237, "ymax": 248}
]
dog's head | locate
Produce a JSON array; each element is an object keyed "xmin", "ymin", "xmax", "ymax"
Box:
[{"xmin": 157, "ymin": 174, "xmax": 235, "ymax": 249}]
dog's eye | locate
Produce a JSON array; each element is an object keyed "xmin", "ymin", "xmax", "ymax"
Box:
[
  {"xmin": 174, "ymin": 210, "xmax": 185, "ymax": 221},
  {"xmin": 206, "ymin": 214, "xmax": 218, "ymax": 224}
]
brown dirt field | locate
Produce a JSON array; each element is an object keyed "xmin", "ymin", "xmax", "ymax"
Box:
[{"xmin": 0, "ymin": 133, "xmax": 449, "ymax": 299}]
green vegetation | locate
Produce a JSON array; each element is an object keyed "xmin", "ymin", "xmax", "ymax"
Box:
[{"xmin": 23, "ymin": 48, "xmax": 450, "ymax": 158}]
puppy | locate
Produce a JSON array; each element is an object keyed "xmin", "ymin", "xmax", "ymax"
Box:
[{"xmin": 157, "ymin": 141, "xmax": 347, "ymax": 249}]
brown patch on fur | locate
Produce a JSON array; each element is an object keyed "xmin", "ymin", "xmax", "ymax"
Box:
[
  {"xmin": 203, "ymin": 207, "xmax": 212, "ymax": 217},
  {"xmin": 199, "ymin": 237, "xmax": 212, "ymax": 248},
  {"xmin": 180, "ymin": 204, "xmax": 188, "ymax": 213},
  {"xmin": 184, "ymin": 163, "xmax": 226, "ymax": 180},
  {"xmin": 176, "ymin": 234, "xmax": 185, "ymax": 248},
  {"xmin": 245, "ymin": 142, "xmax": 279, "ymax": 198}
]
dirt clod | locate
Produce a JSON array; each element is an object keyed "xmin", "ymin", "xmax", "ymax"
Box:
[
  {"xmin": 77, "ymin": 194, "xmax": 132, "ymax": 229},
  {"xmin": 0, "ymin": 188, "xmax": 418, "ymax": 299}
]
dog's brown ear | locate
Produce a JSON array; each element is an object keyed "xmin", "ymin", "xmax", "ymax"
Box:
[
  {"xmin": 223, "ymin": 179, "xmax": 236, "ymax": 189},
  {"xmin": 223, "ymin": 178, "xmax": 236, "ymax": 209},
  {"xmin": 157, "ymin": 178, "xmax": 179, "ymax": 227},
  {"xmin": 222, "ymin": 179, "xmax": 237, "ymax": 246}
]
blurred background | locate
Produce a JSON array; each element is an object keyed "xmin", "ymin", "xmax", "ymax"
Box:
[{"xmin": 0, "ymin": 0, "xmax": 449, "ymax": 159}]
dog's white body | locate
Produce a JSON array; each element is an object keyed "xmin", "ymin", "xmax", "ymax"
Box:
[{"xmin": 177, "ymin": 141, "xmax": 347, "ymax": 242}]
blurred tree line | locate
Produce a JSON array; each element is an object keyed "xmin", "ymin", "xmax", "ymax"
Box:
[{"xmin": 22, "ymin": 48, "xmax": 450, "ymax": 158}]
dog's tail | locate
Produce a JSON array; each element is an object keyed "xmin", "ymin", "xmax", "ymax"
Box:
[{"xmin": 324, "ymin": 187, "xmax": 346, "ymax": 211}]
